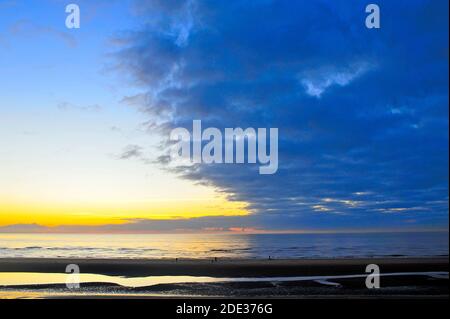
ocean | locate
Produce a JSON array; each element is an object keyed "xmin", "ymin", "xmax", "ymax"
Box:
[{"xmin": 0, "ymin": 231, "xmax": 448, "ymax": 259}]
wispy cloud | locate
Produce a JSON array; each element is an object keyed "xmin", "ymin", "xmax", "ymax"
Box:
[
  {"xmin": 57, "ymin": 101, "xmax": 102, "ymax": 112},
  {"xmin": 118, "ymin": 144, "xmax": 144, "ymax": 160},
  {"xmin": 9, "ymin": 19, "xmax": 77, "ymax": 47},
  {"xmin": 300, "ymin": 62, "xmax": 373, "ymax": 98}
]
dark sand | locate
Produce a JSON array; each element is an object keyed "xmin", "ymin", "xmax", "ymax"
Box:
[
  {"xmin": 0, "ymin": 257, "xmax": 447, "ymax": 277},
  {"xmin": 0, "ymin": 257, "xmax": 448, "ymax": 298}
]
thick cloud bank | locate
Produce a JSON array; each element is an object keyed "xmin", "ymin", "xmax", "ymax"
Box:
[{"xmin": 115, "ymin": 0, "xmax": 448, "ymax": 230}]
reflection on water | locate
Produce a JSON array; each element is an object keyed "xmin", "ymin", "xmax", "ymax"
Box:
[
  {"xmin": 0, "ymin": 291, "xmax": 45, "ymax": 299},
  {"xmin": 0, "ymin": 232, "xmax": 448, "ymax": 259},
  {"xmin": 0, "ymin": 272, "xmax": 221, "ymax": 287},
  {"xmin": 0, "ymin": 233, "xmax": 251, "ymax": 258},
  {"xmin": 1, "ymin": 271, "xmax": 448, "ymax": 290}
]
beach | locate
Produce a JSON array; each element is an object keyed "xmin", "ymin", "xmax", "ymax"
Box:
[
  {"xmin": 0, "ymin": 257, "xmax": 448, "ymax": 298},
  {"xmin": 1, "ymin": 257, "xmax": 448, "ymax": 277}
]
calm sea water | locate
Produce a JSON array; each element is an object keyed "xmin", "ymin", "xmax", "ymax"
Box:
[{"xmin": 0, "ymin": 232, "xmax": 448, "ymax": 259}]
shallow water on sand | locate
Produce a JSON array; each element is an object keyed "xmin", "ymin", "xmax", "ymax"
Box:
[{"xmin": 1, "ymin": 271, "xmax": 448, "ymax": 288}]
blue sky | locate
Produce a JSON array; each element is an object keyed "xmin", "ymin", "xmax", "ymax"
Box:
[{"xmin": 0, "ymin": 0, "xmax": 448, "ymax": 233}]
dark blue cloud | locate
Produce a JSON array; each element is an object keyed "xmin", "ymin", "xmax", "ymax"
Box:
[{"xmin": 115, "ymin": 0, "xmax": 448, "ymax": 230}]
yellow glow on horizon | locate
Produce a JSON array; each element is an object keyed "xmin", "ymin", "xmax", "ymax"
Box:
[
  {"xmin": 0, "ymin": 197, "xmax": 249, "ymax": 227},
  {"xmin": 0, "ymin": 99, "xmax": 252, "ymax": 229}
]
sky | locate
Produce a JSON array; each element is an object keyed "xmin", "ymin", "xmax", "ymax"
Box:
[{"xmin": 0, "ymin": 0, "xmax": 448, "ymax": 233}]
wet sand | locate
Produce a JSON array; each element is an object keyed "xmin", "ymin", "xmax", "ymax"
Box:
[
  {"xmin": 0, "ymin": 257, "xmax": 447, "ymax": 298},
  {"xmin": 0, "ymin": 257, "xmax": 447, "ymax": 277}
]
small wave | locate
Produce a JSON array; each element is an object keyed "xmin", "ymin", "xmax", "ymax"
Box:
[
  {"xmin": 210, "ymin": 248, "xmax": 251, "ymax": 253},
  {"xmin": 117, "ymin": 248, "xmax": 158, "ymax": 252}
]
